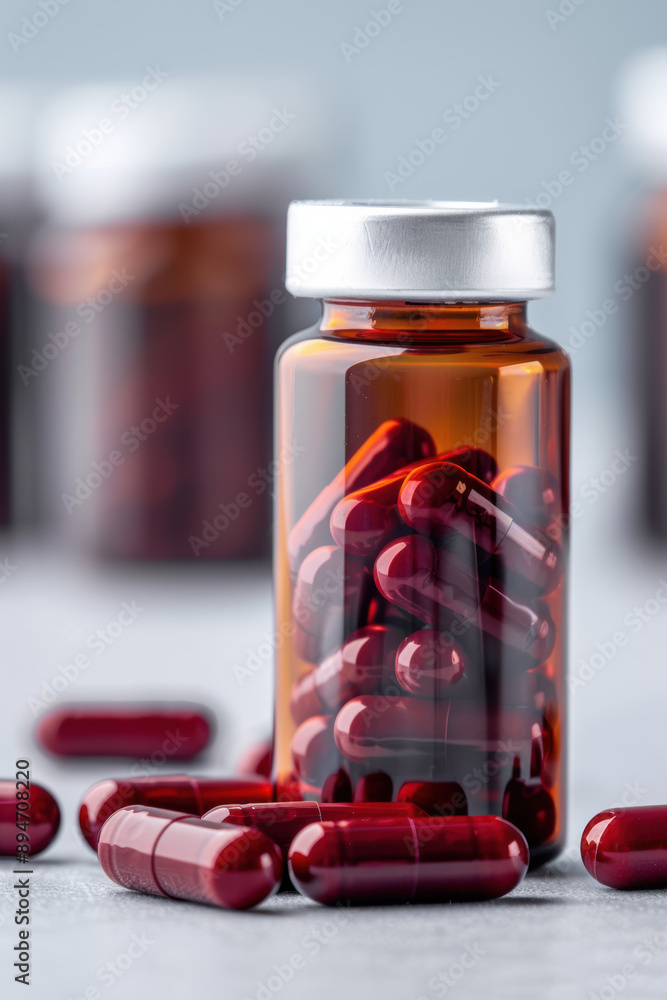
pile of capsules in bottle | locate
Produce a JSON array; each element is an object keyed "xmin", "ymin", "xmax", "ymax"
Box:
[{"xmin": 275, "ymin": 418, "xmax": 566, "ymax": 865}]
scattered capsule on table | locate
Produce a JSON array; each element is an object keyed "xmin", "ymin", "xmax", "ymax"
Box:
[
  {"xmin": 35, "ymin": 702, "xmax": 214, "ymax": 759},
  {"xmin": 398, "ymin": 462, "xmax": 563, "ymax": 597},
  {"xmin": 288, "ymin": 418, "xmax": 435, "ymax": 574},
  {"xmin": 79, "ymin": 774, "xmax": 274, "ymax": 850},
  {"xmin": 0, "ymin": 779, "xmax": 61, "ymax": 856},
  {"xmin": 290, "ymin": 625, "xmax": 403, "ymax": 725},
  {"xmin": 98, "ymin": 805, "xmax": 282, "ymax": 910},
  {"xmin": 581, "ymin": 806, "xmax": 667, "ymax": 890},
  {"xmin": 375, "ymin": 534, "xmax": 556, "ymax": 665},
  {"xmin": 203, "ymin": 800, "xmax": 424, "ymax": 868},
  {"xmin": 288, "ymin": 814, "xmax": 529, "ymax": 905},
  {"xmin": 491, "ymin": 465, "xmax": 560, "ymax": 527}
]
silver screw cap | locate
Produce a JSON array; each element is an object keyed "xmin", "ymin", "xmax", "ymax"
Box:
[{"xmin": 286, "ymin": 200, "xmax": 554, "ymax": 301}]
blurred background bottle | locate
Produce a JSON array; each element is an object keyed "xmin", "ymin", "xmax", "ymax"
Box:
[
  {"xmin": 619, "ymin": 49, "xmax": 667, "ymax": 541},
  {"xmin": 28, "ymin": 75, "xmax": 331, "ymax": 560},
  {"xmin": 0, "ymin": 86, "xmax": 45, "ymax": 531}
]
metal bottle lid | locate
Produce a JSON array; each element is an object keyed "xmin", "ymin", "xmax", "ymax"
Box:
[{"xmin": 285, "ymin": 200, "xmax": 554, "ymax": 301}]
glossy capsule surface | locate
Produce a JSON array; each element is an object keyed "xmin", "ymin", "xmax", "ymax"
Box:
[
  {"xmin": 288, "ymin": 814, "xmax": 528, "ymax": 905},
  {"xmin": 334, "ymin": 695, "xmax": 540, "ymax": 764},
  {"xmin": 99, "ymin": 805, "xmax": 282, "ymax": 909},
  {"xmin": 375, "ymin": 534, "xmax": 555, "ymax": 664},
  {"xmin": 290, "ymin": 716, "xmax": 337, "ymax": 788},
  {"xmin": 79, "ymin": 774, "xmax": 273, "ymax": 850},
  {"xmin": 292, "ymin": 546, "xmax": 370, "ymax": 663},
  {"xmin": 35, "ymin": 702, "xmax": 213, "ymax": 759},
  {"xmin": 290, "ymin": 625, "xmax": 403, "ymax": 725},
  {"xmin": 491, "ymin": 465, "xmax": 560, "ymax": 527},
  {"xmin": 581, "ymin": 806, "xmax": 667, "ymax": 889},
  {"xmin": 0, "ymin": 779, "xmax": 61, "ymax": 856},
  {"xmin": 331, "ymin": 447, "xmax": 499, "ymax": 560},
  {"xmin": 203, "ymin": 800, "xmax": 423, "ymax": 858},
  {"xmin": 395, "ymin": 627, "xmax": 466, "ymax": 698},
  {"xmin": 399, "ymin": 462, "xmax": 563, "ymax": 596},
  {"xmin": 288, "ymin": 418, "xmax": 435, "ymax": 574}
]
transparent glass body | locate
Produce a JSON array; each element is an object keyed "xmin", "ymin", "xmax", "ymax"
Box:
[{"xmin": 274, "ymin": 300, "xmax": 570, "ymax": 866}]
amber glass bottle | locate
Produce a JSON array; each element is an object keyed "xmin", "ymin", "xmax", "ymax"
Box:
[
  {"xmin": 274, "ymin": 202, "xmax": 569, "ymax": 865},
  {"xmin": 31, "ymin": 215, "xmax": 280, "ymax": 559}
]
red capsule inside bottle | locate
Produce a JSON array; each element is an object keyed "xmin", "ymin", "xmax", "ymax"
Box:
[
  {"xmin": 79, "ymin": 774, "xmax": 273, "ymax": 850},
  {"xmin": 289, "ymin": 716, "xmax": 338, "ymax": 789},
  {"xmin": 375, "ymin": 534, "xmax": 555, "ymax": 665},
  {"xmin": 395, "ymin": 627, "xmax": 466, "ymax": 698},
  {"xmin": 292, "ymin": 546, "xmax": 371, "ymax": 664},
  {"xmin": 397, "ymin": 781, "xmax": 468, "ymax": 817},
  {"xmin": 288, "ymin": 814, "xmax": 528, "ymax": 905},
  {"xmin": 288, "ymin": 418, "xmax": 435, "ymax": 574},
  {"xmin": 333, "ymin": 695, "xmax": 539, "ymax": 765},
  {"xmin": 491, "ymin": 465, "xmax": 560, "ymax": 527},
  {"xmin": 35, "ymin": 702, "xmax": 214, "ymax": 759},
  {"xmin": 0, "ymin": 779, "xmax": 61, "ymax": 856},
  {"xmin": 581, "ymin": 806, "xmax": 667, "ymax": 890},
  {"xmin": 503, "ymin": 776, "xmax": 556, "ymax": 849},
  {"xmin": 399, "ymin": 462, "xmax": 563, "ymax": 597},
  {"xmin": 290, "ymin": 624, "xmax": 403, "ymax": 725},
  {"xmin": 330, "ymin": 447, "xmax": 498, "ymax": 561},
  {"xmin": 98, "ymin": 805, "xmax": 282, "ymax": 909}
]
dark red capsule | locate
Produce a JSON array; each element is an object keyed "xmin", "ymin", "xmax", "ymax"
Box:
[
  {"xmin": 330, "ymin": 468, "xmax": 407, "ymax": 560},
  {"xmin": 290, "ymin": 716, "xmax": 340, "ymax": 788},
  {"xmin": 399, "ymin": 462, "xmax": 563, "ymax": 596},
  {"xmin": 364, "ymin": 590, "xmax": 420, "ymax": 632},
  {"xmin": 375, "ymin": 534, "xmax": 556, "ymax": 665},
  {"xmin": 334, "ymin": 695, "xmax": 538, "ymax": 764},
  {"xmin": 237, "ymin": 740, "xmax": 273, "ymax": 778},
  {"xmin": 354, "ymin": 771, "xmax": 393, "ymax": 802},
  {"xmin": 397, "ymin": 781, "xmax": 468, "ymax": 817},
  {"xmin": 203, "ymin": 800, "xmax": 423, "ymax": 861},
  {"xmin": 290, "ymin": 625, "xmax": 403, "ymax": 725},
  {"xmin": 292, "ymin": 546, "xmax": 370, "ymax": 664},
  {"xmin": 491, "ymin": 465, "xmax": 560, "ymax": 527},
  {"xmin": 581, "ymin": 806, "xmax": 667, "ymax": 889},
  {"xmin": 395, "ymin": 628, "xmax": 466, "ymax": 698},
  {"xmin": 330, "ymin": 447, "xmax": 498, "ymax": 561},
  {"xmin": 35, "ymin": 702, "xmax": 213, "ymax": 759},
  {"xmin": 79, "ymin": 774, "xmax": 273, "ymax": 850},
  {"xmin": 288, "ymin": 815, "xmax": 528, "ymax": 905},
  {"xmin": 0, "ymin": 779, "xmax": 60, "ymax": 856},
  {"xmin": 440, "ymin": 446, "xmax": 497, "ymax": 485},
  {"xmin": 321, "ymin": 769, "xmax": 353, "ymax": 802},
  {"xmin": 288, "ymin": 418, "xmax": 435, "ymax": 574},
  {"xmin": 98, "ymin": 805, "xmax": 282, "ymax": 910},
  {"xmin": 503, "ymin": 776, "xmax": 556, "ymax": 848}
]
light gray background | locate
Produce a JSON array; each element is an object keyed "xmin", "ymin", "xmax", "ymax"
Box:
[{"xmin": 2, "ymin": 1, "xmax": 667, "ymax": 998}]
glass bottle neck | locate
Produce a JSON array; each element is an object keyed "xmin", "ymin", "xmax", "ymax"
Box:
[{"xmin": 319, "ymin": 300, "xmax": 529, "ymax": 344}]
